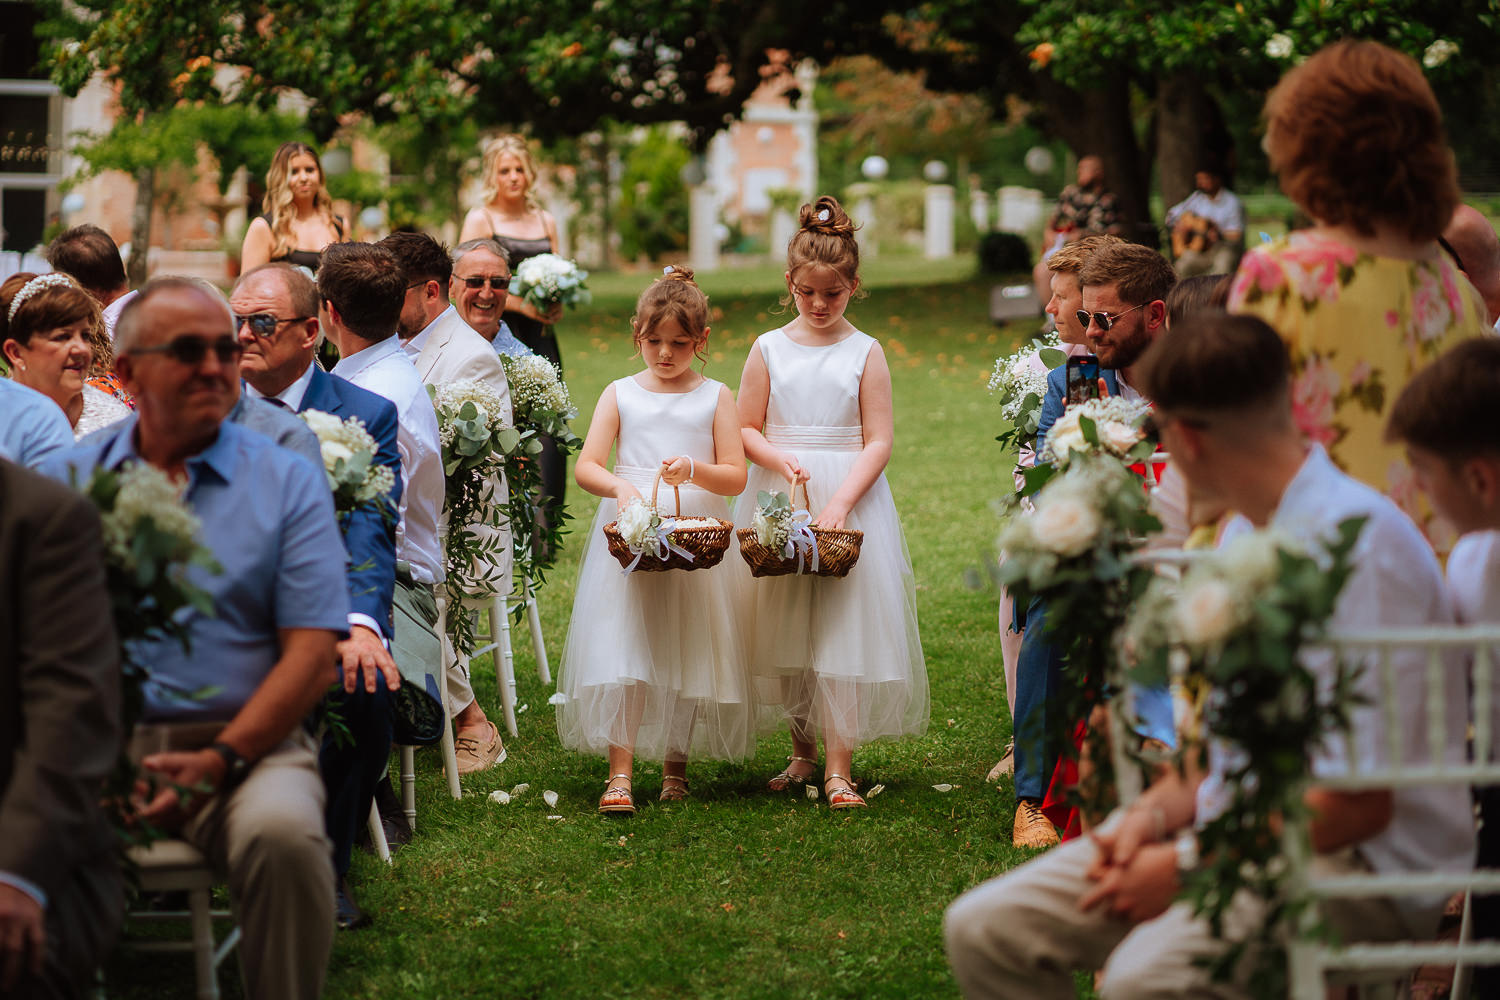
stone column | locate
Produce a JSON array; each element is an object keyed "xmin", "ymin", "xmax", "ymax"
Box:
[
  {"xmin": 969, "ymin": 189, "xmax": 991, "ymax": 233},
  {"xmin": 689, "ymin": 184, "xmax": 720, "ymax": 272},
  {"xmin": 924, "ymin": 184, "xmax": 955, "ymax": 259},
  {"xmin": 769, "ymin": 207, "xmax": 796, "ymax": 259}
]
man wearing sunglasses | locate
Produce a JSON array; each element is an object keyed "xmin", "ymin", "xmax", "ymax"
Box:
[
  {"xmin": 1009, "ymin": 243, "xmax": 1178, "ymax": 850},
  {"xmin": 231, "ymin": 261, "xmax": 406, "ymax": 930},
  {"xmin": 43, "ymin": 277, "xmax": 351, "ymax": 1000},
  {"xmin": 381, "ymin": 230, "xmax": 513, "ymax": 779},
  {"xmin": 447, "ymin": 237, "xmax": 534, "ymax": 358}
]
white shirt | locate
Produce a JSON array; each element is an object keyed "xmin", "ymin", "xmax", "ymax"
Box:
[
  {"xmin": 103, "ymin": 289, "xmax": 138, "ymax": 342},
  {"xmin": 1447, "ymin": 530, "xmax": 1500, "ymax": 759},
  {"xmin": 331, "ymin": 336, "xmax": 446, "ymax": 585},
  {"xmin": 402, "ymin": 305, "xmax": 452, "ymax": 361},
  {"xmin": 1197, "ymin": 446, "xmax": 1473, "ymax": 935},
  {"xmin": 243, "ymin": 359, "xmax": 317, "ymax": 411},
  {"xmin": 1165, "ymin": 188, "xmax": 1246, "ymax": 239}
]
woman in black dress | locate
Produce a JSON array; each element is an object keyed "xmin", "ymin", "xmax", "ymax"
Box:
[
  {"xmin": 241, "ymin": 141, "xmax": 345, "ymax": 274},
  {"xmin": 460, "ymin": 134, "xmax": 567, "ymax": 527}
]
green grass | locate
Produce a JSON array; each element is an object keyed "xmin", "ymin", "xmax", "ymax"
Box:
[{"xmin": 108, "ymin": 253, "xmax": 1060, "ymax": 999}]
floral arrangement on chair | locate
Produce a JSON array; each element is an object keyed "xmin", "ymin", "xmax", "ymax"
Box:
[
  {"xmin": 988, "ymin": 332, "xmax": 1065, "ymax": 457},
  {"xmin": 299, "ymin": 409, "xmax": 396, "ymax": 521},
  {"xmin": 1124, "ymin": 518, "xmax": 1366, "ymax": 994},
  {"xmin": 497, "ymin": 353, "xmax": 582, "ymax": 590}
]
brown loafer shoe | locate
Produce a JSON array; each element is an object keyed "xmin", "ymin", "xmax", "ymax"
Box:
[
  {"xmin": 1012, "ymin": 798, "xmax": 1060, "ymax": 849},
  {"xmin": 454, "ymin": 720, "xmax": 506, "ymax": 775}
]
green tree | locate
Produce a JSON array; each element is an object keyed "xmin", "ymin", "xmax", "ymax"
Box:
[{"xmin": 613, "ymin": 127, "xmax": 690, "ymax": 263}]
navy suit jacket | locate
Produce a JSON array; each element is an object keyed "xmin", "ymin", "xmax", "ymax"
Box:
[
  {"xmin": 299, "ymin": 365, "xmax": 402, "ymax": 635},
  {"xmin": 1035, "ymin": 364, "xmax": 1122, "ymax": 454}
]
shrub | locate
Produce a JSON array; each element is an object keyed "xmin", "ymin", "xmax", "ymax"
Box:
[{"xmin": 978, "ymin": 231, "xmax": 1031, "ymax": 274}]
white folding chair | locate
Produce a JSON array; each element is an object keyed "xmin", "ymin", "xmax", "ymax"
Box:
[
  {"xmin": 466, "ymin": 567, "xmax": 552, "ymax": 739},
  {"xmin": 120, "ymin": 840, "xmax": 242, "ymax": 1000},
  {"xmin": 395, "ymin": 590, "xmax": 462, "ymax": 834},
  {"xmin": 1284, "ymin": 625, "xmax": 1500, "ymax": 999}
]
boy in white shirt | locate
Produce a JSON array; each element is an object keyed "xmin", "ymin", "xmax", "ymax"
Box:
[{"xmin": 1387, "ymin": 336, "xmax": 1500, "ymax": 995}]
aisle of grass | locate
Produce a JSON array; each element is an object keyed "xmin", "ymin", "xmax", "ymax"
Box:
[{"xmin": 109, "ymin": 257, "xmax": 1054, "ymax": 999}]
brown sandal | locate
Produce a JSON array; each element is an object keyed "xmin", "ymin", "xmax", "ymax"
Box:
[
  {"xmin": 598, "ymin": 773, "xmax": 635, "ymax": 815},
  {"xmin": 767, "ymin": 755, "xmax": 818, "ymax": 792},
  {"xmin": 659, "ymin": 775, "xmax": 690, "ymax": 802}
]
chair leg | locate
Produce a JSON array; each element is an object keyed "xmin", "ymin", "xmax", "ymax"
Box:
[
  {"xmin": 188, "ymin": 886, "xmax": 220, "ymax": 1000},
  {"xmin": 493, "ymin": 596, "xmax": 518, "ymax": 738},
  {"xmin": 368, "ymin": 801, "xmax": 391, "ymax": 864},
  {"xmin": 1453, "ymin": 889, "xmax": 1474, "ymax": 1000},
  {"xmin": 434, "ymin": 594, "xmax": 462, "ymax": 800},
  {"xmin": 400, "ymin": 746, "xmax": 417, "ymax": 833},
  {"xmin": 525, "ymin": 580, "xmax": 550, "ymax": 684}
]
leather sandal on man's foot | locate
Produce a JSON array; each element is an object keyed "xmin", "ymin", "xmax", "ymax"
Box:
[
  {"xmin": 598, "ymin": 773, "xmax": 635, "ymax": 815},
  {"xmin": 659, "ymin": 775, "xmax": 690, "ymax": 802},
  {"xmin": 825, "ymin": 774, "xmax": 867, "ymax": 810},
  {"xmin": 767, "ymin": 755, "xmax": 817, "ymax": 792}
]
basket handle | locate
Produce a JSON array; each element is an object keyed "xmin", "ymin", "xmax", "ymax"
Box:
[
  {"xmin": 650, "ymin": 467, "xmax": 682, "ymax": 517},
  {"xmin": 788, "ymin": 477, "xmax": 813, "ymax": 518}
]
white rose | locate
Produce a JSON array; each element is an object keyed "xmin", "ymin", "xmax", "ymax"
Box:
[
  {"xmin": 1031, "ymin": 495, "xmax": 1100, "ymax": 557},
  {"xmin": 1220, "ymin": 532, "xmax": 1282, "ymax": 589},
  {"xmin": 1047, "ymin": 411, "xmax": 1089, "ymax": 460},
  {"xmin": 1099, "ymin": 420, "xmax": 1142, "ymax": 454},
  {"xmin": 320, "ymin": 440, "xmax": 354, "ymax": 470},
  {"xmin": 753, "ymin": 509, "xmax": 778, "ymax": 548},
  {"xmin": 1265, "ymin": 33, "xmax": 1293, "ymax": 59},
  {"xmin": 616, "ymin": 499, "xmax": 655, "ymax": 548},
  {"xmin": 1175, "ymin": 579, "xmax": 1239, "ymax": 647},
  {"xmin": 302, "ymin": 409, "xmax": 343, "ymax": 438}
]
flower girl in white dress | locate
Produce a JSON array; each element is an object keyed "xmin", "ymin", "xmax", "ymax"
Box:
[
  {"xmin": 557, "ymin": 266, "xmax": 752, "ymax": 814},
  {"xmin": 734, "ymin": 196, "xmax": 929, "ymax": 809}
]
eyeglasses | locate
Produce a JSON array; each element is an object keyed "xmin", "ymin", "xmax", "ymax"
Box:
[
  {"xmin": 1076, "ymin": 303, "xmax": 1146, "ymax": 332},
  {"xmin": 234, "ymin": 313, "xmax": 312, "ymax": 338},
  {"xmin": 129, "ymin": 335, "xmax": 244, "ymax": 365},
  {"xmin": 459, "ymin": 275, "xmax": 511, "ymax": 290}
]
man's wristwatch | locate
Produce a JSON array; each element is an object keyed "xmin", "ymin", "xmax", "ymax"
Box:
[
  {"xmin": 208, "ymin": 742, "xmax": 250, "ymax": 791},
  {"xmin": 1174, "ymin": 830, "xmax": 1201, "ymax": 873}
]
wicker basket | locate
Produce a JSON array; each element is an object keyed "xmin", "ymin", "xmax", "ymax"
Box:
[
  {"xmin": 736, "ymin": 481, "xmax": 863, "ymax": 578},
  {"xmin": 604, "ymin": 470, "xmax": 734, "ymax": 573}
]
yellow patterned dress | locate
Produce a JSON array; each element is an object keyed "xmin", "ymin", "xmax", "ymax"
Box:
[{"xmin": 1229, "ymin": 230, "xmax": 1492, "ymax": 551}]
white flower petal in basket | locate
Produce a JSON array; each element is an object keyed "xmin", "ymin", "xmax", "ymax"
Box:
[
  {"xmin": 510, "ymin": 783, "xmax": 530, "ymax": 797},
  {"xmin": 866, "ymin": 784, "xmax": 886, "ymax": 798},
  {"xmin": 805, "ymin": 784, "xmax": 819, "ymax": 800},
  {"xmin": 548, "ymin": 692, "xmax": 567, "ymax": 706},
  {"xmin": 488, "ymin": 790, "xmax": 512, "ymax": 805},
  {"xmin": 932, "ymin": 783, "xmax": 955, "ymax": 793},
  {"xmin": 542, "ymin": 790, "xmax": 559, "ymax": 808}
]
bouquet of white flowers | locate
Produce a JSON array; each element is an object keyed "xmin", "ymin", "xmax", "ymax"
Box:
[
  {"xmin": 989, "ymin": 333, "xmax": 1066, "ymax": 454},
  {"xmin": 299, "ymin": 409, "xmax": 395, "ymax": 520},
  {"xmin": 509, "ymin": 252, "xmax": 591, "ymax": 314},
  {"xmin": 1042, "ymin": 396, "xmax": 1154, "ymax": 467},
  {"xmin": 79, "ymin": 460, "xmax": 219, "ymax": 845},
  {"xmin": 503, "ymin": 353, "xmax": 574, "ymax": 424},
  {"xmin": 1123, "ymin": 518, "xmax": 1366, "ymax": 993},
  {"xmin": 429, "ymin": 380, "xmax": 516, "ymax": 652}
]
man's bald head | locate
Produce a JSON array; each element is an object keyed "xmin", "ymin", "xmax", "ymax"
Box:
[{"xmin": 1443, "ymin": 204, "xmax": 1500, "ymax": 324}]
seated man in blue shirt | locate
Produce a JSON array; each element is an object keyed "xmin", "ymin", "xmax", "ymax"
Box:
[{"xmin": 44, "ymin": 277, "xmax": 351, "ymax": 1000}]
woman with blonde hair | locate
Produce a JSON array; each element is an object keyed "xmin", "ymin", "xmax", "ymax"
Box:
[
  {"xmin": 459, "ymin": 133, "xmax": 568, "ymax": 523},
  {"xmin": 240, "ymin": 141, "xmax": 346, "ymax": 273},
  {"xmin": 1228, "ymin": 39, "xmax": 1490, "ymax": 549}
]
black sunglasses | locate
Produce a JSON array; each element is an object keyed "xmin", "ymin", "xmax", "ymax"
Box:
[
  {"xmin": 130, "ymin": 335, "xmax": 244, "ymax": 365},
  {"xmin": 234, "ymin": 313, "xmax": 312, "ymax": 338},
  {"xmin": 459, "ymin": 275, "xmax": 511, "ymax": 290},
  {"xmin": 1076, "ymin": 302, "xmax": 1146, "ymax": 332}
]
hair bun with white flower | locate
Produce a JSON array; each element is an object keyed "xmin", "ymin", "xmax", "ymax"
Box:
[
  {"xmin": 799, "ymin": 196, "xmax": 857, "ymax": 238},
  {"xmin": 658, "ymin": 263, "xmax": 696, "ymax": 284}
]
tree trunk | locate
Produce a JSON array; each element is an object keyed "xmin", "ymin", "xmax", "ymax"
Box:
[
  {"xmin": 1156, "ymin": 72, "xmax": 1214, "ymax": 214},
  {"xmin": 127, "ymin": 165, "xmax": 154, "ymax": 288},
  {"xmin": 1036, "ymin": 73, "xmax": 1153, "ymax": 247}
]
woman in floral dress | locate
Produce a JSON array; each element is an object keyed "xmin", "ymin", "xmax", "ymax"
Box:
[{"xmin": 1229, "ymin": 40, "xmax": 1490, "ymax": 551}]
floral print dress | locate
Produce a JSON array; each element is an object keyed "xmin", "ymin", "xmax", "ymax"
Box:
[{"xmin": 1229, "ymin": 230, "xmax": 1492, "ymax": 551}]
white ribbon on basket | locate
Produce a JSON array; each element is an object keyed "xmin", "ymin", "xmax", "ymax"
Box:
[
  {"xmin": 621, "ymin": 516, "xmax": 697, "ymax": 575},
  {"xmin": 782, "ymin": 510, "xmax": 820, "ymax": 574}
]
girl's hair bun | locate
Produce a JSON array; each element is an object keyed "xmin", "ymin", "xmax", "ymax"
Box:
[
  {"xmin": 660, "ymin": 263, "xmax": 697, "ymax": 284},
  {"xmin": 798, "ymin": 196, "xmax": 856, "ymax": 238}
]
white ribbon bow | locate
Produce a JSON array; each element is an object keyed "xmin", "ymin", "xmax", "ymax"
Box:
[
  {"xmin": 781, "ymin": 510, "xmax": 820, "ymax": 574},
  {"xmin": 622, "ymin": 517, "xmax": 697, "ymax": 574}
]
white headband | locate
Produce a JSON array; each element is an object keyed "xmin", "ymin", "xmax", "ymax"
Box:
[{"xmin": 8, "ymin": 273, "xmax": 76, "ymax": 324}]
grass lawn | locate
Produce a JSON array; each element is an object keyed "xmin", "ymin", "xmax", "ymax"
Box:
[{"xmin": 107, "ymin": 254, "xmax": 1063, "ymax": 999}]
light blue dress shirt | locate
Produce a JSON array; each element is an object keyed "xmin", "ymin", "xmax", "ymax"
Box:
[
  {"xmin": 42, "ymin": 417, "xmax": 350, "ymax": 721},
  {"xmin": 0, "ymin": 378, "xmax": 74, "ymax": 467},
  {"xmin": 492, "ymin": 320, "xmax": 534, "ymax": 358}
]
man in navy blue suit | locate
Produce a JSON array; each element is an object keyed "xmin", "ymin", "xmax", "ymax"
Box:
[
  {"xmin": 232, "ymin": 262, "xmax": 401, "ymax": 929},
  {"xmin": 1012, "ymin": 243, "xmax": 1176, "ymax": 848}
]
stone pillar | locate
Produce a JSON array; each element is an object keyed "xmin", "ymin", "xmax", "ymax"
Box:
[
  {"xmin": 769, "ymin": 207, "xmax": 796, "ymax": 260},
  {"xmin": 998, "ymin": 186, "xmax": 1046, "ymax": 235},
  {"xmin": 689, "ymin": 185, "xmax": 720, "ymax": 272},
  {"xmin": 969, "ymin": 189, "xmax": 991, "ymax": 233},
  {"xmin": 924, "ymin": 184, "xmax": 955, "ymax": 259},
  {"xmin": 847, "ymin": 181, "xmax": 877, "ymax": 258}
]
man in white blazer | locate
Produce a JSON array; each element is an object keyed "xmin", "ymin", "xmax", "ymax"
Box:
[{"xmin": 382, "ymin": 231, "xmax": 512, "ymax": 776}]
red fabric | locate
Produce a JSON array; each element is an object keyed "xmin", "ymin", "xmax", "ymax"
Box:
[{"xmin": 1040, "ymin": 720, "xmax": 1088, "ymax": 841}]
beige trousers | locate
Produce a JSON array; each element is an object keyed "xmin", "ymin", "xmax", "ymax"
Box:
[
  {"xmin": 133, "ymin": 724, "xmax": 334, "ymax": 1000},
  {"xmin": 945, "ymin": 811, "xmax": 1407, "ymax": 999}
]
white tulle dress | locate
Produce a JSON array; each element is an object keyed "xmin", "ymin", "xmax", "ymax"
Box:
[
  {"xmin": 733, "ymin": 328, "xmax": 928, "ymax": 745},
  {"xmin": 556, "ymin": 375, "xmax": 755, "ymax": 761}
]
